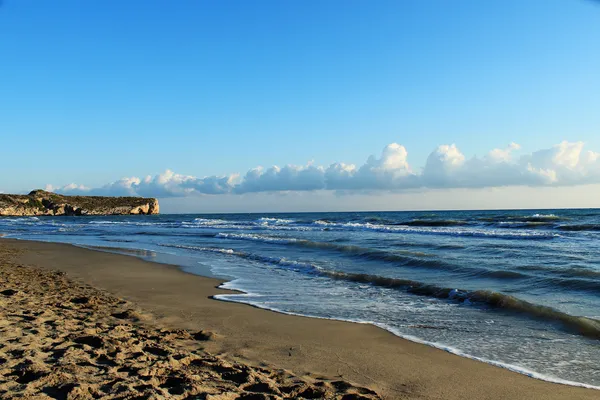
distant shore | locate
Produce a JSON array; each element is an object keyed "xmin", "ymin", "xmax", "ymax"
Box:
[
  {"xmin": 0, "ymin": 190, "xmax": 159, "ymax": 216},
  {"xmin": 1, "ymin": 238, "xmax": 598, "ymax": 400}
]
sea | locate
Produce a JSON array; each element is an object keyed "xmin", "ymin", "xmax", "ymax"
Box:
[{"xmin": 1, "ymin": 209, "xmax": 599, "ymax": 389}]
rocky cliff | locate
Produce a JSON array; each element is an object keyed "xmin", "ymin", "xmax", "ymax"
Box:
[{"xmin": 0, "ymin": 190, "xmax": 159, "ymax": 216}]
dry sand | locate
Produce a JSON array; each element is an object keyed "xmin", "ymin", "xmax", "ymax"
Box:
[
  {"xmin": 0, "ymin": 239, "xmax": 598, "ymax": 400},
  {"xmin": 0, "ymin": 241, "xmax": 378, "ymax": 400}
]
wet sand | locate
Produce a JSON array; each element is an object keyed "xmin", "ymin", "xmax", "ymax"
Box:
[{"xmin": 1, "ymin": 239, "xmax": 597, "ymax": 399}]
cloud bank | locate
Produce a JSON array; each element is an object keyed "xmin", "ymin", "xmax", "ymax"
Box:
[{"xmin": 46, "ymin": 141, "xmax": 600, "ymax": 198}]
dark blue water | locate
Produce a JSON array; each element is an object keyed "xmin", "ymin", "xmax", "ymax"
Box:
[{"xmin": 2, "ymin": 209, "xmax": 600, "ymax": 388}]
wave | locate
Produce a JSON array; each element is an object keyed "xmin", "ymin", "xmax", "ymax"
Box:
[
  {"xmin": 535, "ymin": 276, "xmax": 600, "ymax": 293},
  {"xmin": 321, "ymin": 272, "xmax": 600, "ymax": 340},
  {"xmin": 527, "ymin": 213, "xmax": 561, "ymax": 221},
  {"xmin": 256, "ymin": 217, "xmax": 295, "ymax": 225},
  {"xmin": 298, "ymin": 242, "xmax": 454, "ymax": 270},
  {"xmin": 216, "ymin": 232, "xmax": 300, "ymax": 245},
  {"xmin": 434, "ymin": 243, "xmax": 466, "ymax": 250},
  {"xmin": 364, "ymin": 216, "xmax": 395, "ymax": 224},
  {"xmin": 559, "ymin": 268, "xmax": 600, "ymax": 279},
  {"xmin": 134, "ymin": 231, "xmax": 216, "ymax": 238},
  {"xmin": 218, "ymin": 233, "xmax": 596, "ymax": 286},
  {"xmin": 480, "ymin": 214, "xmax": 562, "ymax": 224},
  {"xmin": 515, "ymin": 264, "xmax": 600, "ymax": 283},
  {"xmin": 215, "ymin": 233, "xmax": 464, "ymax": 271},
  {"xmin": 0, "ymin": 216, "xmax": 41, "ymax": 224},
  {"xmin": 361, "ymin": 216, "xmax": 469, "ymax": 227},
  {"xmin": 185, "ymin": 217, "xmax": 295, "ymax": 228},
  {"xmin": 160, "ymin": 243, "xmax": 600, "ymax": 340},
  {"xmin": 185, "ymin": 218, "xmax": 230, "ymax": 226},
  {"xmin": 375, "ymin": 324, "xmax": 600, "ymax": 391},
  {"xmin": 472, "ymin": 266, "xmax": 600, "ymax": 294},
  {"xmin": 88, "ymin": 220, "xmax": 175, "ymax": 227},
  {"xmin": 176, "ymin": 216, "xmax": 562, "ymax": 239},
  {"xmin": 478, "ymin": 270, "xmax": 527, "ymax": 279},
  {"xmin": 401, "ymin": 219, "xmax": 469, "ymax": 227},
  {"xmin": 181, "ymin": 218, "xmax": 319, "ymax": 232},
  {"xmin": 494, "ymin": 221, "xmax": 556, "ymax": 229},
  {"xmin": 313, "ymin": 220, "xmax": 558, "ymax": 240},
  {"xmin": 558, "ymin": 224, "xmax": 600, "ymax": 232},
  {"xmin": 160, "ymin": 244, "xmax": 319, "ymax": 274},
  {"xmin": 214, "ymin": 287, "xmax": 600, "ymax": 390}
]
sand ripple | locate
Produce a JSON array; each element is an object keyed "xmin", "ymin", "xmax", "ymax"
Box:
[{"xmin": 0, "ymin": 244, "xmax": 380, "ymax": 399}]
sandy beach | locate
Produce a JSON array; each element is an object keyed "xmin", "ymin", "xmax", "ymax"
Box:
[{"xmin": 0, "ymin": 238, "xmax": 598, "ymax": 400}]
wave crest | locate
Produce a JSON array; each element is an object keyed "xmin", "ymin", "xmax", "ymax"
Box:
[{"xmin": 161, "ymin": 243, "xmax": 600, "ymax": 340}]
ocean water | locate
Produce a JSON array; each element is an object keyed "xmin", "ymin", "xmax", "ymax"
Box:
[{"xmin": 1, "ymin": 210, "xmax": 600, "ymax": 388}]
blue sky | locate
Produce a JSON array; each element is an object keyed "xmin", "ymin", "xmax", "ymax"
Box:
[{"xmin": 1, "ymin": 1, "xmax": 600, "ymax": 211}]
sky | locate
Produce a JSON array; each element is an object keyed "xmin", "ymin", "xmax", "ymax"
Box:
[{"xmin": 1, "ymin": 0, "xmax": 600, "ymax": 212}]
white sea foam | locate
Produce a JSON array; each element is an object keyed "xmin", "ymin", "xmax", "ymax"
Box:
[
  {"xmin": 181, "ymin": 219, "xmax": 318, "ymax": 232},
  {"xmin": 182, "ymin": 217, "xmax": 558, "ymax": 239},
  {"xmin": 530, "ymin": 213, "xmax": 559, "ymax": 219},
  {"xmin": 375, "ymin": 324, "xmax": 600, "ymax": 390},
  {"xmin": 162, "ymin": 243, "xmax": 238, "ymax": 255},
  {"xmin": 88, "ymin": 220, "xmax": 171, "ymax": 227},
  {"xmin": 312, "ymin": 220, "xmax": 558, "ymax": 239},
  {"xmin": 188, "ymin": 218, "xmax": 229, "ymax": 225},
  {"xmin": 5, "ymin": 211, "xmax": 599, "ymax": 388},
  {"xmin": 216, "ymin": 232, "xmax": 299, "ymax": 244},
  {"xmin": 256, "ymin": 217, "xmax": 295, "ymax": 225},
  {"xmin": 0, "ymin": 217, "xmax": 41, "ymax": 224},
  {"xmin": 214, "ymin": 283, "xmax": 600, "ymax": 391}
]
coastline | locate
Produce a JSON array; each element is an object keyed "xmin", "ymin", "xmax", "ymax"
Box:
[
  {"xmin": 1, "ymin": 238, "xmax": 598, "ymax": 399},
  {"xmin": 212, "ymin": 286, "xmax": 600, "ymax": 392}
]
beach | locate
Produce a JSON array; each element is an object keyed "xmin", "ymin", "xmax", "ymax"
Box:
[
  {"xmin": 4, "ymin": 1, "xmax": 599, "ymax": 397},
  {"xmin": 0, "ymin": 238, "xmax": 597, "ymax": 399},
  {"xmin": 2, "ymin": 212, "xmax": 599, "ymax": 386},
  {"xmin": 0, "ymin": 239, "xmax": 379, "ymax": 399}
]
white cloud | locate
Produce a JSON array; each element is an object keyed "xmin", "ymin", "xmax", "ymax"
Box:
[
  {"xmin": 50, "ymin": 170, "xmax": 237, "ymax": 197},
  {"xmin": 522, "ymin": 141, "xmax": 600, "ymax": 185},
  {"xmin": 487, "ymin": 142, "xmax": 521, "ymax": 163},
  {"xmin": 160, "ymin": 185, "xmax": 600, "ymax": 214},
  {"xmin": 235, "ymin": 164, "xmax": 326, "ymax": 193},
  {"xmin": 45, "ymin": 183, "xmax": 91, "ymax": 194},
  {"xmin": 422, "ymin": 144, "xmax": 466, "ymax": 187},
  {"xmin": 45, "ymin": 141, "xmax": 600, "ymax": 198},
  {"xmin": 326, "ymin": 143, "xmax": 418, "ymax": 190}
]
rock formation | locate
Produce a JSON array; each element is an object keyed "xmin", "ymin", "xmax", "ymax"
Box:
[{"xmin": 0, "ymin": 190, "xmax": 159, "ymax": 216}]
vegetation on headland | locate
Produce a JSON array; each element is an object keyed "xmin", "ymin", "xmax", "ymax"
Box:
[{"xmin": 0, "ymin": 190, "xmax": 159, "ymax": 216}]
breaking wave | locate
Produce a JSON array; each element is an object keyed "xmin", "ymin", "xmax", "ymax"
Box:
[
  {"xmin": 322, "ymin": 271, "xmax": 600, "ymax": 340},
  {"xmin": 214, "ymin": 233, "xmax": 600, "ymax": 293},
  {"xmin": 312, "ymin": 220, "xmax": 558, "ymax": 240},
  {"xmin": 173, "ymin": 216, "xmax": 563, "ymax": 239},
  {"xmin": 256, "ymin": 217, "xmax": 295, "ymax": 225},
  {"xmin": 161, "ymin": 243, "xmax": 600, "ymax": 340}
]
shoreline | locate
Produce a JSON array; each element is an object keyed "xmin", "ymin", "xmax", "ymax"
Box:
[
  {"xmin": 213, "ymin": 288, "xmax": 600, "ymax": 392},
  {"xmin": 0, "ymin": 240, "xmax": 378, "ymax": 399},
  {"xmin": 1, "ymin": 238, "xmax": 598, "ymax": 399},
  {"xmin": 81, "ymin": 241, "xmax": 600, "ymax": 390}
]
